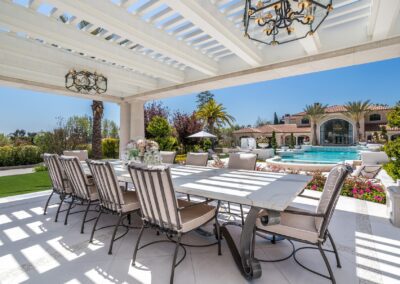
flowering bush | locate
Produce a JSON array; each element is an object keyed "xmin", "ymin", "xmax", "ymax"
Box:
[{"xmin": 306, "ymin": 171, "xmax": 386, "ymax": 204}]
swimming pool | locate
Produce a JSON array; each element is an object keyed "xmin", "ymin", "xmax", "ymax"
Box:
[{"xmin": 279, "ymin": 146, "xmax": 360, "ymax": 164}]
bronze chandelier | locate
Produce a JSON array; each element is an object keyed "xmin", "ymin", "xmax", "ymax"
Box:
[
  {"xmin": 243, "ymin": 0, "xmax": 333, "ymax": 45},
  {"xmin": 65, "ymin": 69, "xmax": 107, "ymax": 94}
]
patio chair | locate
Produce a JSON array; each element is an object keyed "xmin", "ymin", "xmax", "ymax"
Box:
[
  {"xmin": 160, "ymin": 151, "xmax": 176, "ymax": 164},
  {"xmin": 226, "ymin": 153, "xmax": 257, "ymax": 224},
  {"xmin": 186, "ymin": 152, "xmax": 208, "ymax": 167},
  {"xmin": 352, "ymin": 151, "xmax": 389, "ymax": 179},
  {"xmin": 62, "ymin": 150, "xmax": 89, "ymax": 161},
  {"xmin": 185, "ymin": 152, "xmax": 209, "ymax": 201},
  {"xmin": 43, "ymin": 153, "xmax": 73, "ymax": 222},
  {"xmin": 87, "ymin": 160, "xmax": 140, "ymax": 255},
  {"xmin": 228, "ymin": 153, "xmax": 257, "ymax": 170},
  {"xmin": 255, "ymin": 164, "xmax": 353, "ymax": 284},
  {"xmin": 59, "ymin": 156, "xmax": 99, "ymax": 232},
  {"xmin": 128, "ymin": 163, "xmax": 220, "ymax": 284}
]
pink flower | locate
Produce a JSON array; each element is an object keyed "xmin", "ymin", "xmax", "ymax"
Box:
[
  {"xmin": 374, "ymin": 196, "xmax": 383, "ymax": 202},
  {"xmin": 365, "ymin": 188, "xmax": 371, "ymax": 193},
  {"xmin": 359, "ymin": 190, "xmax": 364, "ymax": 195},
  {"xmin": 352, "ymin": 188, "xmax": 358, "ymax": 194},
  {"xmin": 311, "ymin": 184, "xmax": 317, "ymax": 190}
]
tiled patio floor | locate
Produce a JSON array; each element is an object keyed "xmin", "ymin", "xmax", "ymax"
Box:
[{"xmin": 1, "ymin": 190, "xmax": 399, "ymax": 284}]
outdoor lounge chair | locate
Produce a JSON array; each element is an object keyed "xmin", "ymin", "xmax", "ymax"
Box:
[
  {"xmin": 43, "ymin": 153, "xmax": 73, "ymax": 221},
  {"xmin": 59, "ymin": 156, "xmax": 99, "ymax": 232},
  {"xmin": 255, "ymin": 164, "xmax": 353, "ymax": 284},
  {"xmin": 87, "ymin": 160, "xmax": 140, "ymax": 255},
  {"xmin": 352, "ymin": 151, "xmax": 389, "ymax": 179},
  {"xmin": 128, "ymin": 163, "xmax": 220, "ymax": 284},
  {"xmin": 160, "ymin": 151, "xmax": 176, "ymax": 164},
  {"xmin": 226, "ymin": 153, "xmax": 257, "ymax": 224}
]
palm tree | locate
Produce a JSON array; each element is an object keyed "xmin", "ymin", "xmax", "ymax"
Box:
[
  {"xmin": 304, "ymin": 102, "xmax": 327, "ymax": 145},
  {"xmin": 344, "ymin": 100, "xmax": 371, "ymax": 143},
  {"xmin": 91, "ymin": 100, "xmax": 104, "ymax": 159},
  {"xmin": 196, "ymin": 99, "xmax": 235, "ymax": 134}
]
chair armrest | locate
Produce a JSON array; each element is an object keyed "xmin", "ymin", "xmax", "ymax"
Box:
[
  {"xmin": 284, "ymin": 209, "xmax": 324, "ymax": 218},
  {"xmin": 178, "ymin": 199, "xmax": 214, "ymax": 211}
]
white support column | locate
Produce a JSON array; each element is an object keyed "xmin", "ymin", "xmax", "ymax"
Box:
[
  {"xmin": 130, "ymin": 100, "xmax": 145, "ymax": 139},
  {"xmin": 119, "ymin": 102, "xmax": 131, "ymax": 157}
]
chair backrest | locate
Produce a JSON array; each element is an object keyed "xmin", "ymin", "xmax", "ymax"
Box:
[
  {"xmin": 87, "ymin": 160, "xmax": 125, "ymax": 212},
  {"xmin": 63, "ymin": 150, "xmax": 88, "ymax": 161},
  {"xmin": 60, "ymin": 156, "xmax": 91, "ymax": 200},
  {"xmin": 128, "ymin": 164, "xmax": 181, "ymax": 231},
  {"xmin": 361, "ymin": 151, "xmax": 389, "ymax": 165},
  {"xmin": 228, "ymin": 153, "xmax": 257, "ymax": 170},
  {"xmin": 43, "ymin": 153, "xmax": 68, "ymax": 194},
  {"xmin": 160, "ymin": 151, "xmax": 176, "ymax": 164},
  {"xmin": 315, "ymin": 164, "xmax": 352, "ymax": 238},
  {"xmin": 186, "ymin": 152, "xmax": 208, "ymax": 167}
]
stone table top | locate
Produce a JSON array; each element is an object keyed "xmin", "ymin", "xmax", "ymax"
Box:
[{"xmin": 82, "ymin": 161, "xmax": 312, "ymax": 211}]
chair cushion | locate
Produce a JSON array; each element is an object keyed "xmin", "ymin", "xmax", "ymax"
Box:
[
  {"xmin": 121, "ymin": 191, "xmax": 140, "ymax": 213},
  {"xmin": 179, "ymin": 200, "xmax": 216, "ymax": 233},
  {"xmin": 256, "ymin": 209, "xmax": 321, "ymax": 243},
  {"xmin": 88, "ymin": 184, "xmax": 99, "ymax": 201}
]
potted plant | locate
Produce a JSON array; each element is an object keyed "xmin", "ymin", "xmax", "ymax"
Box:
[{"xmin": 256, "ymin": 136, "xmax": 269, "ymax": 149}]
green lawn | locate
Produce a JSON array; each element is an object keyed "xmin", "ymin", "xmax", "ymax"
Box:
[{"xmin": 0, "ymin": 172, "xmax": 52, "ymax": 198}]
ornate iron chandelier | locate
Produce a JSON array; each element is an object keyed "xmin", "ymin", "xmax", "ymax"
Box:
[
  {"xmin": 243, "ymin": 0, "xmax": 333, "ymax": 45},
  {"xmin": 65, "ymin": 69, "xmax": 107, "ymax": 94}
]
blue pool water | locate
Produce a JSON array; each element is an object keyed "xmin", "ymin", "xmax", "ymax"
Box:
[{"xmin": 279, "ymin": 147, "xmax": 360, "ymax": 164}]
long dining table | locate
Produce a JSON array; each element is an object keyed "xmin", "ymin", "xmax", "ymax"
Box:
[{"xmin": 82, "ymin": 160, "xmax": 312, "ymax": 280}]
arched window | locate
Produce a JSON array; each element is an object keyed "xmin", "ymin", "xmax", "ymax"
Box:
[
  {"xmin": 369, "ymin": 114, "xmax": 381, "ymax": 121},
  {"xmin": 301, "ymin": 118, "xmax": 310, "ymax": 125}
]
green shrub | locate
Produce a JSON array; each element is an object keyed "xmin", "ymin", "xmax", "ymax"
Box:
[
  {"xmin": 383, "ymin": 137, "xmax": 400, "ymax": 180},
  {"xmin": 156, "ymin": 136, "xmax": 178, "ymax": 151},
  {"xmin": 383, "ymin": 162, "xmax": 400, "ymax": 180},
  {"xmin": 34, "ymin": 165, "xmax": 48, "ymax": 172},
  {"xmin": 0, "ymin": 145, "xmax": 42, "ymax": 167},
  {"xmin": 0, "ymin": 134, "xmax": 11, "ymax": 147},
  {"xmin": 102, "ymin": 138, "xmax": 119, "ymax": 159},
  {"xmin": 175, "ymin": 154, "xmax": 187, "ymax": 164}
]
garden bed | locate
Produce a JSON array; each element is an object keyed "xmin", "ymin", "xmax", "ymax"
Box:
[{"xmin": 306, "ymin": 171, "xmax": 386, "ymax": 204}]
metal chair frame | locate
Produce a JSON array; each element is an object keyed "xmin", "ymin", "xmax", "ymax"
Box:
[
  {"xmin": 128, "ymin": 164, "xmax": 221, "ymax": 284},
  {"xmin": 87, "ymin": 160, "xmax": 140, "ymax": 255},
  {"xmin": 254, "ymin": 165, "xmax": 352, "ymax": 284}
]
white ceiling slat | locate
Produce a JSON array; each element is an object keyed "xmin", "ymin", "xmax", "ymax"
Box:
[
  {"xmin": 328, "ymin": 0, "xmax": 371, "ymax": 21},
  {"xmin": 28, "ymin": 0, "xmax": 43, "ymax": 10},
  {"xmin": 0, "ymin": 1, "xmax": 181, "ymax": 83},
  {"xmin": 133, "ymin": 0, "xmax": 159, "ymax": 15},
  {"xmin": 161, "ymin": 0, "xmax": 263, "ymax": 67},
  {"xmin": 368, "ymin": 0, "xmax": 400, "ymax": 40},
  {"xmin": 0, "ymin": 33, "xmax": 156, "ymax": 91},
  {"xmin": 44, "ymin": 0, "xmax": 219, "ymax": 76},
  {"xmin": 322, "ymin": 9, "xmax": 370, "ymax": 29},
  {"xmin": 148, "ymin": 7, "xmax": 174, "ymax": 23},
  {"xmin": 159, "ymin": 15, "xmax": 185, "ymax": 30},
  {"xmin": 119, "ymin": 0, "xmax": 137, "ymax": 9}
]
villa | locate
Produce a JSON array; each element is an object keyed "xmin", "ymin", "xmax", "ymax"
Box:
[{"xmin": 233, "ymin": 105, "xmax": 400, "ymax": 146}]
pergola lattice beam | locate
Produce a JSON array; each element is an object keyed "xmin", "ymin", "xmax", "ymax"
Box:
[
  {"xmin": 0, "ymin": 33, "xmax": 156, "ymax": 94},
  {"xmin": 161, "ymin": 0, "xmax": 263, "ymax": 67},
  {"xmin": 0, "ymin": 1, "xmax": 181, "ymax": 84},
  {"xmin": 44, "ymin": 0, "xmax": 219, "ymax": 76},
  {"xmin": 368, "ymin": 0, "xmax": 400, "ymax": 40}
]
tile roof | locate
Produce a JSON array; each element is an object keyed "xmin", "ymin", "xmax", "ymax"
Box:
[
  {"xmin": 233, "ymin": 124, "xmax": 311, "ymax": 134},
  {"xmin": 292, "ymin": 105, "xmax": 393, "ymax": 116},
  {"xmin": 365, "ymin": 124, "xmax": 400, "ymax": 132}
]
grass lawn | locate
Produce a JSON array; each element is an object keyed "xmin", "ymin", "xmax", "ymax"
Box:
[{"xmin": 0, "ymin": 171, "xmax": 51, "ymax": 198}]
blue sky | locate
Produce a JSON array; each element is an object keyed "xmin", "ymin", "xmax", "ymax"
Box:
[{"xmin": 0, "ymin": 58, "xmax": 399, "ymax": 134}]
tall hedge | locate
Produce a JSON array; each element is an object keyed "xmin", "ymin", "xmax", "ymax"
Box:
[
  {"xmin": 102, "ymin": 138, "xmax": 119, "ymax": 159},
  {"xmin": 0, "ymin": 145, "xmax": 42, "ymax": 167}
]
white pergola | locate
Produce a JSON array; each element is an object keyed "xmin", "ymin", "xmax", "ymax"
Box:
[{"xmin": 0, "ymin": 0, "xmax": 399, "ymax": 152}]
